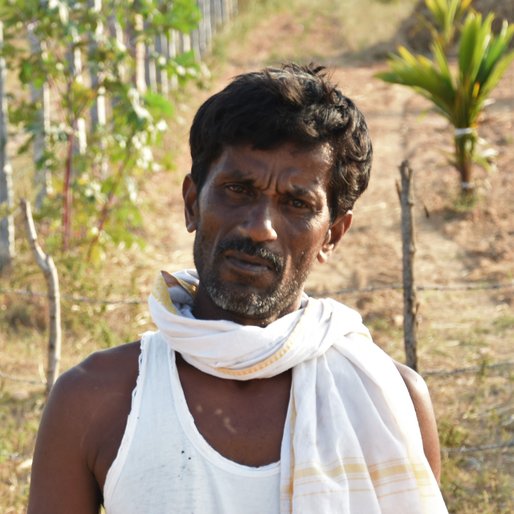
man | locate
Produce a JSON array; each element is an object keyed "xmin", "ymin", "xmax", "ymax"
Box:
[{"xmin": 28, "ymin": 63, "xmax": 447, "ymax": 513}]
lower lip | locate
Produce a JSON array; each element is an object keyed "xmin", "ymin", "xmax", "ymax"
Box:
[{"xmin": 225, "ymin": 255, "xmax": 273, "ymax": 274}]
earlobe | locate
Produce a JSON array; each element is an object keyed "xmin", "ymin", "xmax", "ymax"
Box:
[
  {"xmin": 317, "ymin": 211, "xmax": 353, "ymax": 263},
  {"xmin": 182, "ymin": 174, "xmax": 198, "ymax": 233}
]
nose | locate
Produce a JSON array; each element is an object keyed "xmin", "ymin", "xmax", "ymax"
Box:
[{"xmin": 240, "ymin": 199, "xmax": 278, "ymax": 243}]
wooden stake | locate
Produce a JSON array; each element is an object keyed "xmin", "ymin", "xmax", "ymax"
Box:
[
  {"xmin": 27, "ymin": 23, "xmax": 52, "ymax": 210},
  {"xmin": 397, "ymin": 160, "xmax": 419, "ymax": 371},
  {"xmin": 0, "ymin": 21, "xmax": 15, "ymax": 269},
  {"xmin": 20, "ymin": 199, "xmax": 61, "ymax": 394}
]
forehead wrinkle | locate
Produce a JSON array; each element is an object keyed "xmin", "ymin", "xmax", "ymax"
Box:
[
  {"xmin": 213, "ymin": 143, "xmax": 331, "ymax": 197},
  {"xmin": 218, "ymin": 166, "xmax": 273, "ymax": 192},
  {"xmin": 221, "ymin": 157, "xmax": 283, "ymax": 192},
  {"xmin": 216, "ymin": 149, "xmax": 272, "ymax": 183},
  {"xmin": 243, "ymin": 168, "xmax": 324, "ymax": 197},
  {"xmin": 221, "ymin": 168, "xmax": 249, "ymax": 182}
]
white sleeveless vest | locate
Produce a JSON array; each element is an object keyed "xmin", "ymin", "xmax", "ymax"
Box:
[{"xmin": 103, "ymin": 332, "xmax": 281, "ymax": 514}]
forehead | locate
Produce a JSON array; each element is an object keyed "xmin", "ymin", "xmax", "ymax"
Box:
[{"xmin": 205, "ymin": 143, "xmax": 334, "ymax": 190}]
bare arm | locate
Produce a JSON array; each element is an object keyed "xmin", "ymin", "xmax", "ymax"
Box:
[
  {"xmin": 27, "ymin": 365, "xmax": 102, "ymax": 514},
  {"xmin": 28, "ymin": 342, "xmax": 139, "ymax": 514},
  {"xmin": 394, "ymin": 361, "xmax": 441, "ymax": 483}
]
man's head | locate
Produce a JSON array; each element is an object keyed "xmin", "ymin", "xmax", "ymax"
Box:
[
  {"xmin": 189, "ymin": 63, "xmax": 372, "ymax": 220},
  {"xmin": 184, "ymin": 63, "xmax": 373, "ymax": 325}
]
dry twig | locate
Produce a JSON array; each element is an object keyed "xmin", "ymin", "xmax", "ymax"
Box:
[{"xmin": 20, "ymin": 199, "xmax": 61, "ymax": 394}]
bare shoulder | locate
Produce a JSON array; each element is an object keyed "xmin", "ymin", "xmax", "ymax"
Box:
[
  {"xmin": 66, "ymin": 340, "xmax": 141, "ymax": 392},
  {"xmin": 51, "ymin": 341, "xmax": 142, "ymax": 473},
  {"xmin": 79, "ymin": 340, "xmax": 140, "ymax": 375},
  {"xmin": 42, "ymin": 340, "xmax": 140, "ymax": 428},
  {"xmin": 28, "ymin": 342, "xmax": 141, "ymax": 514},
  {"xmin": 43, "ymin": 341, "xmax": 141, "ymax": 423},
  {"xmin": 394, "ymin": 361, "xmax": 431, "ymax": 400},
  {"xmin": 394, "ymin": 360, "xmax": 441, "ymax": 482}
]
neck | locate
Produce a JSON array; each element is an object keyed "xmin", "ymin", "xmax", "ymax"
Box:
[{"xmin": 191, "ymin": 284, "xmax": 303, "ymax": 327}]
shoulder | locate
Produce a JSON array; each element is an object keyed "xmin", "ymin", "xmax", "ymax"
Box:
[
  {"xmin": 71, "ymin": 340, "xmax": 141, "ymax": 389},
  {"xmin": 28, "ymin": 342, "xmax": 141, "ymax": 513},
  {"xmin": 50, "ymin": 341, "xmax": 141, "ymax": 442},
  {"xmin": 394, "ymin": 360, "xmax": 441, "ymax": 482},
  {"xmin": 48, "ymin": 341, "xmax": 141, "ymax": 410},
  {"xmin": 79, "ymin": 340, "xmax": 141, "ymax": 377},
  {"xmin": 394, "ymin": 361, "xmax": 431, "ymax": 402},
  {"xmin": 44, "ymin": 341, "xmax": 141, "ymax": 440},
  {"xmin": 48, "ymin": 342, "xmax": 142, "ymax": 461}
]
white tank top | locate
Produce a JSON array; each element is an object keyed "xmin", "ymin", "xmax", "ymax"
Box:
[{"xmin": 103, "ymin": 332, "xmax": 281, "ymax": 514}]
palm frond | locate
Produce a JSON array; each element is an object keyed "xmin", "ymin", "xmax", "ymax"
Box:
[{"xmin": 376, "ymin": 0, "xmax": 513, "ymax": 193}]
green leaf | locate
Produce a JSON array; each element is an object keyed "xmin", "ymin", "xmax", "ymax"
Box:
[
  {"xmin": 144, "ymin": 91, "xmax": 174, "ymax": 118},
  {"xmin": 167, "ymin": 0, "xmax": 201, "ymax": 32},
  {"xmin": 18, "ymin": 60, "xmax": 33, "ymax": 84},
  {"xmin": 458, "ymin": 13, "xmax": 480, "ymax": 78}
]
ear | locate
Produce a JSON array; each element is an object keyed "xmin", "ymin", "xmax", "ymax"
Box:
[
  {"xmin": 182, "ymin": 174, "xmax": 199, "ymax": 233},
  {"xmin": 317, "ymin": 211, "xmax": 353, "ymax": 264}
]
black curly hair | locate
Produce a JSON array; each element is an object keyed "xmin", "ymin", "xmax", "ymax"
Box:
[{"xmin": 189, "ymin": 63, "xmax": 373, "ymax": 219}]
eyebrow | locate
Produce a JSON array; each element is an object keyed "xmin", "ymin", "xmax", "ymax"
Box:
[
  {"xmin": 220, "ymin": 167, "xmax": 323, "ymax": 199},
  {"xmin": 223, "ymin": 169, "xmax": 251, "ymax": 182},
  {"xmin": 288, "ymin": 185, "xmax": 313, "ymax": 197}
]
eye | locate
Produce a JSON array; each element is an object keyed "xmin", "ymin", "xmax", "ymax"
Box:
[
  {"xmin": 225, "ymin": 183, "xmax": 249, "ymax": 195},
  {"xmin": 287, "ymin": 197, "xmax": 309, "ymax": 209}
]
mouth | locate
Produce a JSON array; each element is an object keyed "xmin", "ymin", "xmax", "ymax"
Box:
[
  {"xmin": 216, "ymin": 237, "xmax": 284, "ymax": 278},
  {"xmin": 224, "ymin": 250, "xmax": 275, "ymax": 273}
]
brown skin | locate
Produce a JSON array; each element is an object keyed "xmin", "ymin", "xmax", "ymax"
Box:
[
  {"xmin": 395, "ymin": 361, "xmax": 441, "ymax": 480},
  {"xmin": 183, "ymin": 143, "xmax": 352, "ymax": 326},
  {"xmin": 28, "ymin": 143, "xmax": 441, "ymax": 513}
]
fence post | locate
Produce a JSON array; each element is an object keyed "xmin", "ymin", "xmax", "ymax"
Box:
[
  {"xmin": 88, "ymin": 0, "xmax": 108, "ymax": 178},
  {"xmin": 68, "ymin": 25, "xmax": 88, "ymax": 156},
  {"xmin": 133, "ymin": 7, "xmax": 147, "ymax": 94},
  {"xmin": 20, "ymin": 199, "xmax": 62, "ymax": 395},
  {"xmin": 167, "ymin": 30, "xmax": 179, "ymax": 90},
  {"xmin": 228, "ymin": 0, "xmax": 238, "ymax": 18},
  {"xmin": 89, "ymin": 0, "xmax": 107, "ymax": 130},
  {"xmin": 144, "ymin": 21, "xmax": 158, "ymax": 93},
  {"xmin": 0, "ymin": 21, "xmax": 15, "ymax": 270},
  {"xmin": 108, "ymin": 13, "xmax": 126, "ymax": 83},
  {"xmin": 155, "ymin": 33, "xmax": 169, "ymax": 95},
  {"xmin": 211, "ymin": 0, "xmax": 223, "ymax": 29},
  {"xmin": 27, "ymin": 21, "xmax": 52, "ymax": 210},
  {"xmin": 397, "ymin": 160, "xmax": 419, "ymax": 370}
]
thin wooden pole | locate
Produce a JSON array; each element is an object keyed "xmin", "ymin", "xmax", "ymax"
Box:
[
  {"xmin": 133, "ymin": 11, "xmax": 147, "ymax": 94},
  {"xmin": 89, "ymin": 0, "xmax": 109, "ymax": 179},
  {"xmin": 155, "ymin": 33, "xmax": 169, "ymax": 95},
  {"xmin": 20, "ymin": 199, "xmax": 62, "ymax": 394},
  {"xmin": 0, "ymin": 21, "xmax": 15, "ymax": 270},
  {"xmin": 199, "ymin": 0, "xmax": 212, "ymax": 55},
  {"xmin": 144, "ymin": 36, "xmax": 157, "ymax": 93},
  {"xmin": 88, "ymin": 0, "xmax": 107, "ymax": 130},
  {"xmin": 27, "ymin": 23, "xmax": 52, "ymax": 210},
  {"xmin": 397, "ymin": 160, "xmax": 419, "ymax": 371},
  {"xmin": 68, "ymin": 25, "xmax": 87, "ymax": 156}
]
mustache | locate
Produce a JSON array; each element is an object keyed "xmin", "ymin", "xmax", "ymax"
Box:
[{"xmin": 216, "ymin": 238, "xmax": 284, "ymax": 273}]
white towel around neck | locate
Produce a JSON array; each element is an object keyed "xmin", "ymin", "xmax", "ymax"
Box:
[{"xmin": 147, "ymin": 269, "xmax": 448, "ymax": 513}]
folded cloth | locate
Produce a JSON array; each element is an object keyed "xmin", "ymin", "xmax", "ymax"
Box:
[{"xmin": 148, "ymin": 270, "xmax": 448, "ymax": 513}]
